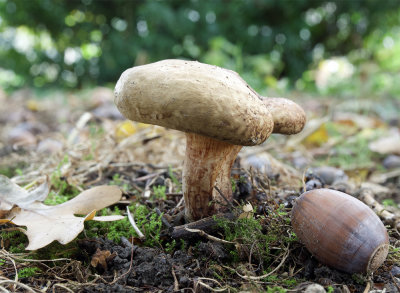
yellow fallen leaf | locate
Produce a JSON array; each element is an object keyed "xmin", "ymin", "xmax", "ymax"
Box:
[
  {"xmin": 304, "ymin": 123, "xmax": 329, "ymax": 147},
  {"xmin": 26, "ymin": 99, "xmax": 40, "ymax": 111},
  {"xmin": 115, "ymin": 120, "xmax": 137, "ymax": 141}
]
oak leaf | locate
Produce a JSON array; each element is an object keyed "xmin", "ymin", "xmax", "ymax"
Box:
[{"xmin": 0, "ymin": 175, "xmax": 124, "ymax": 250}]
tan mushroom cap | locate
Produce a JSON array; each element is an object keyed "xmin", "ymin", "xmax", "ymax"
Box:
[
  {"xmin": 261, "ymin": 97, "xmax": 306, "ymax": 135},
  {"xmin": 114, "ymin": 59, "xmax": 274, "ymax": 146}
]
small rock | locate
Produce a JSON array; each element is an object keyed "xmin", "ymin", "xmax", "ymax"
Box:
[
  {"xmin": 292, "ymin": 152, "xmax": 310, "ymax": 169},
  {"xmin": 179, "ymin": 276, "xmax": 190, "ymax": 287},
  {"xmin": 243, "ymin": 154, "xmax": 273, "ymax": 175},
  {"xmin": 341, "ymin": 285, "xmax": 350, "ymax": 293},
  {"xmin": 383, "ymin": 155, "xmax": 400, "ymax": 169},
  {"xmin": 7, "ymin": 127, "xmax": 36, "ymax": 146},
  {"xmin": 304, "ymin": 283, "xmax": 326, "ymax": 293},
  {"xmin": 89, "ymin": 87, "xmax": 114, "ymax": 108},
  {"xmin": 360, "ymin": 182, "xmax": 390, "ymax": 196},
  {"xmin": 92, "ymin": 103, "xmax": 124, "ymax": 120},
  {"xmin": 306, "ymin": 179, "xmax": 323, "ymax": 191},
  {"xmin": 369, "ymin": 132, "xmax": 400, "ymax": 155},
  {"xmin": 390, "ymin": 265, "xmax": 400, "ymax": 277},
  {"xmin": 312, "ymin": 166, "xmax": 348, "ymax": 185},
  {"xmin": 37, "ymin": 138, "xmax": 63, "ymax": 154}
]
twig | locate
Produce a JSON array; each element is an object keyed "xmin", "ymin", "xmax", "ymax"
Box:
[
  {"xmin": 390, "ymin": 272, "xmax": 400, "ymax": 293},
  {"xmin": 214, "ymin": 186, "xmax": 234, "ymax": 209},
  {"xmin": 126, "ymin": 206, "xmax": 145, "ymax": 240},
  {"xmin": 194, "ymin": 277, "xmax": 229, "ymax": 292},
  {"xmin": 362, "ymin": 277, "xmax": 371, "ymax": 293},
  {"xmin": 67, "ymin": 112, "xmax": 93, "ymax": 145},
  {"xmin": 184, "ymin": 227, "xmax": 235, "ymax": 244},
  {"xmin": 155, "ymin": 208, "xmax": 172, "ymax": 229},
  {"xmin": 232, "ymin": 245, "xmax": 290, "ymax": 280},
  {"xmin": 171, "ymin": 213, "xmax": 236, "ymax": 240},
  {"xmin": 359, "ymin": 189, "xmax": 396, "ymax": 226},
  {"xmin": 53, "ymin": 283, "xmax": 75, "ymax": 293},
  {"xmin": 302, "ymin": 167, "xmax": 308, "ymax": 193},
  {"xmin": 0, "ymin": 278, "xmax": 37, "ymax": 293},
  {"xmin": 171, "ymin": 266, "xmax": 179, "ymax": 291},
  {"xmin": 120, "ymin": 236, "xmax": 133, "ymax": 248},
  {"xmin": 133, "ymin": 172, "xmax": 163, "ymax": 182}
]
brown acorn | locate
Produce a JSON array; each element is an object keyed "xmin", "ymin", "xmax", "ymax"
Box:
[{"xmin": 291, "ymin": 188, "xmax": 389, "ymax": 274}]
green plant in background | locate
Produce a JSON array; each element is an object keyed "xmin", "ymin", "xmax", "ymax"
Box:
[
  {"xmin": 168, "ymin": 166, "xmax": 181, "ymax": 192},
  {"xmin": 153, "ymin": 185, "xmax": 167, "ymax": 200},
  {"xmin": 109, "ymin": 173, "xmax": 130, "ymax": 192},
  {"xmin": 382, "ymin": 199, "xmax": 396, "ymax": 208},
  {"xmin": 1, "ymin": 0, "xmax": 399, "ymax": 94},
  {"xmin": 50, "ymin": 155, "xmax": 80, "ymax": 199}
]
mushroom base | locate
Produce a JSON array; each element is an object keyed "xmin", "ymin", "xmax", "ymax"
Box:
[{"xmin": 183, "ymin": 133, "xmax": 242, "ymax": 221}]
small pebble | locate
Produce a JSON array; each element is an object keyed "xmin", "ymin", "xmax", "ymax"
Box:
[
  {"xmin": 92, "ymin": 103, "xmax": 124, "ymax": 120},
  {"xmin": 390, "ymin": 265, "xmax": 400, "ymax": 277},
  {"xmin": 242, "ymin": 154, "xmax": 273, "ymax": 175},
  {"xmin": 37, "ymin": 138, "xmax": 63, "ymax": 154},
  {"xmin": 7, "ymin": 127, "xmax": 36, "ymax": 146},
  {"xmin": 304, "ymin": 283, "xmax": 326, "ymax": 293},
  {"xmin": 312, "ymin": 166, "xmax": 348, "ymax": 185},
  {"xmin": 306, "ymin": 179, "xmax": 323, "ymax": 191},
  {"xmin": 383, "ymin": 155, "xmax": 400, "ymax": 169}
]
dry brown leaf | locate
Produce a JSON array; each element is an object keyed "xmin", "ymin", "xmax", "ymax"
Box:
[
  {"xmin": 0, "ymin": 177, "xmax": 124, "ymax": 250},
  {"xmin": 238, "ymin": 203, "xmax": 253, "ymax": 219},
  {"xmin": 0, "ymin": 175, "xmax": 49, "ymax": 212},
  {"xmin": 90, "ymin": 248, "xmax": 116, "ymax": 270}
]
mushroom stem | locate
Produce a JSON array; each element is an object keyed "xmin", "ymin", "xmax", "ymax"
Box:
[{"xmin": 183, "ymin": 133, "xmax": 242, "ymax": 221}]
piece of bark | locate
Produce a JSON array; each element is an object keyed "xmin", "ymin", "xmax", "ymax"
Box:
[{"xmin": 171, "ymin": 213, "xmax": 236, "ymax": 240}]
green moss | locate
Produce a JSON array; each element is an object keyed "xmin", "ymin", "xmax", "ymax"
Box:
[
  {"xmin": 351, "ymin": 273, "xmax": 367, "ymax": 285},
  {"xmin": 0, "ymin": 163, "xmax": 27, "ymax": 177},
  {"xmin": 282, "ymin": 278, "xmax": 299, "ymax": 287},
  {"xmin": 0, "ymin": 167, "xmax": 16, "ymax": 177},
  {"xmin": 387, "ymin": 245, "xmax": 400, "ymax": 265},
  {"xmin": 86, "ymin": 204, "xmax": 163, "ymax": 248},
  {"xmin": 265, "ymin": 286, "xmax": 287, "ymax": 293},
  {"xmin": 2, "ymin": 230, "xmax": 29, "ymax": 253},
  {"xmin": 327, "ymin": 286, "xmax": 334, "ymax": 293},
  {"xmin": 164, "ymin": 240, "xmax": 176, "ymax": 254},
  {"xmin": 18, "ymin": 267, "xmax": 41, "ymax": 278},
  {"xmin": 44, "ymin": 190, "xmax": 71, "ymax": 205},
  {"xmin": 216, "ymin": 204, "xmax": 295, "ymax": 265}
]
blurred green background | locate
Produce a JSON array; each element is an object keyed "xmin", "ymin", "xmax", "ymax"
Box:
[{"xmin": 1, "ymin": 0, "xmax": 400, "ymax": 97}]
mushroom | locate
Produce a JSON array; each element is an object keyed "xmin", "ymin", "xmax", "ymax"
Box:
[{"xmin": 114, "ymin": 59, "xmax": 305, "ymax": 221}]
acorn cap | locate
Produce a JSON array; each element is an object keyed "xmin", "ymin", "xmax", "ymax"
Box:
[{"xmin": 114, "ymin": 59, "xmax": 274, "ymax": 146}]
